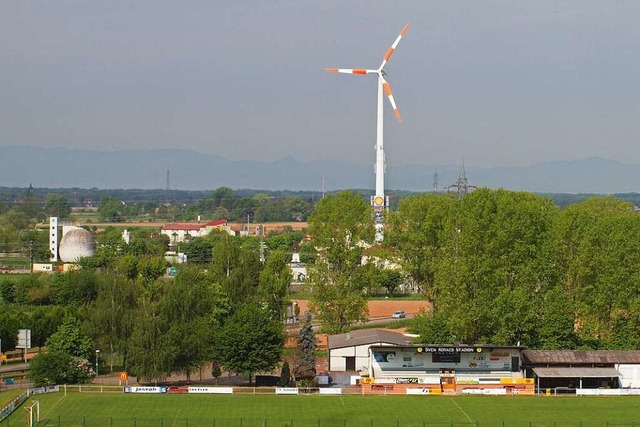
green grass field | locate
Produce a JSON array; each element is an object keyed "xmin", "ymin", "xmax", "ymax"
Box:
[{"xmin": 2, "ymin": 391, "xmax": 640, "ymax": 427}]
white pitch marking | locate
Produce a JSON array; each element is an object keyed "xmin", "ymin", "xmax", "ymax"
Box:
[
  {"xmin": 171, "ymin": 408, "xmax": 182, "ymax": 427},
  {"xmin": 41, "ymin": 394, "xmax": 67, "ymax": 420},
  {"xmin": 449, "ymin": 398, "xmax": 474, "ymax": 423}
]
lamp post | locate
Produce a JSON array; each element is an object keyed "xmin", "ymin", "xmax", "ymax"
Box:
[{"xmin": 95, "ymin": 349, "xmax": 100, "ymax": 376}]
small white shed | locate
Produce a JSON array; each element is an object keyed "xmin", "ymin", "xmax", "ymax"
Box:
[{"xmin": 328, "ymin": 329, "xmax": 411, "ymax": 372}]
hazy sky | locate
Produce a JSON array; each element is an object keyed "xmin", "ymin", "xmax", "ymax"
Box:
[{"xmin": 2, "ymin": 1, "xmax": 640, "ymax": 168}]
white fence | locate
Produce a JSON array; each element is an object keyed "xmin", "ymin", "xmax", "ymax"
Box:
[{"xmin": 576, "ymin": 388, "xmax": 640, "ymax": 396}]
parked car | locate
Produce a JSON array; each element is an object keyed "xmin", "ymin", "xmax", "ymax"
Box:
[{"xmin": 392, "ymin": 310, "xmax": 406, "ymax": 319}]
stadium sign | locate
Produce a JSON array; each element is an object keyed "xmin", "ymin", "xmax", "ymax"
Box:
[{"xmin": 416, "ymin": 346, "xmax": 482, "ymax": 354}]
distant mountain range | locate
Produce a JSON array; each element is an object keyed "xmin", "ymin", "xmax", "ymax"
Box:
[{"xmin": 1, "ymin": 146, "xmax": 639, "ymax": 194}]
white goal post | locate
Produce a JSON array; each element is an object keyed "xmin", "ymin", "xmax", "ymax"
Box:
[{"xmin": 24, "ymin": 401, "xmax": 39, "ymax": 427}]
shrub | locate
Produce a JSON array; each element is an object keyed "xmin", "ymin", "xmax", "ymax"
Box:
[{"xmin": 29, "ymin": 351, "xmax": 95, "ymax": 386}]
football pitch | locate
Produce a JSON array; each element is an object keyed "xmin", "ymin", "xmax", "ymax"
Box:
[{"xmin": 2, "ymin": 392, "xmax": 640, "ymax": 427}]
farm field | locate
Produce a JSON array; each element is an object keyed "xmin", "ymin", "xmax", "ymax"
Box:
[{"xmin": 3, "ymin": 392, "xmax": 640, "ymax": 427}]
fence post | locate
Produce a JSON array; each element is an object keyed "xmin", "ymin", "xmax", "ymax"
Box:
[
  {"xmin": 186, "ymin": 417, "xmax": 189, "ymax": 427},
  {"xmin": 134, "ymin": 417, "xmax": 137, "ymax": 427},
  {"xmin": 58, "ymin": 414, "xmax": 61, "ymax": 427},
  {"xmin": 240, "ymin": 418, "xmax": 243, "ymax": 427},
  {"xmin": 396, "ymin": 420, "xmax": 399, "ymax": 427},
  {"xmin": 264, "ymin": 418, "xmax": 266, "ymax": 427}
]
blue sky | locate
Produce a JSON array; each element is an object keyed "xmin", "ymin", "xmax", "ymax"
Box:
[{"xmin": 2, "ymin": 0, "xmax": 640, "ymax": 168}]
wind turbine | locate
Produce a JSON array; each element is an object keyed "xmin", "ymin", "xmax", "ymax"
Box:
[{"xmin": 325, "ymin": 24, "xmax": 409, "ymax": 243}]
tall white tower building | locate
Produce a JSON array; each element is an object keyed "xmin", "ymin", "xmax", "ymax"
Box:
[{"xmin": 49, "ymin": 217, "xmax": 58, "ymax": 262}]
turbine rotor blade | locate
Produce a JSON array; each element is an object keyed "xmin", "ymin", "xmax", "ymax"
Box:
[
  {"xmin": 380, "ymin": 75, "xmax": 402, "ymax": 122},
  {"xmin": 379, "ymin": 23, "xmax": 409, "ymax": 69},
  {"xmin": 325, "ymin": 68, "xmax": 377, "ymax": 75}
]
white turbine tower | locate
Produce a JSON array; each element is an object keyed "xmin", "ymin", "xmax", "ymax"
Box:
[{"xmin": 325, "ymin": 24, "xmax": 409, "ymax": 243}]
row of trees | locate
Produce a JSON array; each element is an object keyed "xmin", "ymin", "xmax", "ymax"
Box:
[
  {"xmin": 96, "ymin": 187, "xmax": 313, "ymax": 223},
  {"xmin": 387, "ymin": 190, "xmax": 640, "ymax": 349},
  {"xmin": 0, "ymin": 186, "xmax": 316, "ymax": 223},
  {"xmin": 4, "ymin": 187, "xmax": 639, "ymax": 386},
  {"xmin": 0, "ymin": 229, "xmax": 312, "ymax": 385},
  {"xmin": 302, "ymin": 190, "xmax": 640, "ymax": 350}
]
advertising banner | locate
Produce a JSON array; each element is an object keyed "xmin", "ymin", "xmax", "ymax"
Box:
[
  {"xmin": 483, "ymin": 389, "xmax": 507, "ymax": 395},
  {"xmin": 275, "ymin": 387, "xmax": 299, "ymax": 395},
  {"xmin": 406, "ymin": 388, "xmax": 431, "ymax": 395},
  {"xmin": 188, "ymin": 387, "xmax": 234, "ymax": 394},
  {"xmin": 167, "ymin": 387, "xmax": 188, "ymax": 394},
  {"xmin": 124, "ymin": 387, "xmax": 166, "ymax": 394},
  {"xmin": 319, "ymin": 388, "xmax": 342, "ymax": 395}
]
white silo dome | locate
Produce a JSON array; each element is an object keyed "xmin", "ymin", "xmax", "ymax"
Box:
[{"xmin": 59, "ymin": 227, "xmax": 96, "ymax": 262}]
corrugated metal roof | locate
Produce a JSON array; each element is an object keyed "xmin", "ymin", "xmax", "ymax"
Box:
[
  {"xmin": 532, "ymin": 367, "xmax": 621, "ymax": 378},
  {"xmin": 328, "ymin": 329, "xmax": 411, "ymax": 350},
  {"xmin": 523, "ymin": 350, "xmax": 640, "ymax": 365}
]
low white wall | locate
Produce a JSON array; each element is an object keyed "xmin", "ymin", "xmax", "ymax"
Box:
[
  {"xmin": 577, "ymin": 389, "xmax": 640, "ymax": 396},
  {"xmin": 319, "ymin": 388, "xmax": 342, "ymax": 395}
]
